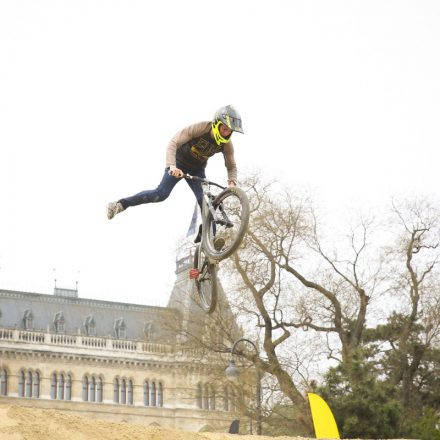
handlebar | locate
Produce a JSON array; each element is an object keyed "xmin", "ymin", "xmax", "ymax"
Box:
[{"xmin": 168, "ymin": 169, "xmax": 226, "ymax": 190}]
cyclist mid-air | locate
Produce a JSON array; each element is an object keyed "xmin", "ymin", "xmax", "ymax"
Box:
[{"xmin": 107, "ymin": 105, "xmax": 244, "ymax": 250}]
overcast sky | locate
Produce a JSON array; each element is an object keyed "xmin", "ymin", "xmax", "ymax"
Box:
[{"xmin": 1, "ymin": 0, "xmax": 439, "ymax": 308}]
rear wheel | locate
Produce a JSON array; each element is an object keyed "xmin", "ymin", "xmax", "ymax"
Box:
[
  {"xmin": 193, "ymin": 245, "xmax": 218, "ymax": 314},
  {"xmin": 203, "ymin": 187, "xmax": 250, "ymax": 261}
]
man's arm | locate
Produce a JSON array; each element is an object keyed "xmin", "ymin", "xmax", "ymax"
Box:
[{"xmin": 223, "ymin": 142, "xmax": 238, "ymax": 186}]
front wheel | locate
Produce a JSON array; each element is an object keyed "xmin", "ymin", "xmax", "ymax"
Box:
[
  {"xmin": 193, "ymin": 245, "xmax": 218, "ymax": 314},
  {"xmin": 203, "ymin": 186, "xmax": 250, "ymax": 261}
]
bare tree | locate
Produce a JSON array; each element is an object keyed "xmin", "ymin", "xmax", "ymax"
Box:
[
  {"xmin": 379, "ymin": 198, "xmax": 440, "ymax": 408},
  {"xmin": 166, "ymin": 175, "xmax": 440, "ymax": 433},
  {"xmin": 226, "ymin": 175, "xmax": 386, "ymax": 392}
]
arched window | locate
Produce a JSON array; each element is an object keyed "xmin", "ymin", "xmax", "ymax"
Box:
[
  {"xmin": 65, "ymin": 375, "xmax": 72, "ymax": 400},
  {"xmin": 113, "ymin": 379, "xmax": 120, "ymax": 403},
  {"xmin": 158, "ymin": 382, "xmax": 163, "ymax": 407},
  {"xmin": 150, "ymin": 382, "xmax": 156, "ymax": 407},
  {"xmin": 143, "ymin": 381, "xmax": 150, "ymax": 406},
  {"xmin": 51, "ymin": 373, "xmax": 57, "ymax": 400},
  {"xmin": 58, "ymin": 374, "xmax": 65, "ymax": 400},
  {"xmin": 97, "ymin": 377, "xmax": 103, "ymax": 403},
  {"xmin": 33, "ymin": 372, "xmax": 40, "ymax": 398},
  {"xmin": 82, "ymin": 376, "xmax": 89, "ymax": 401},
  {"xmin": 230, "ymin": 388, "xmax": 235, "ymax": 413},
  {"xmin": 203, "ymin": 383, "xmax": 209, "ymax": 410},
  {"xmin": 197, "ymin": 383, "xmax": 202, "ymax": 409},
  {"xmin": 223, "ymin": 385, "xmax": 229, "ymax": 411},
  {"xmin": 0, "ymin": 369, "xmax": 7, "ymax": 396},
  {"xmin": 89, "ymin": 376, "xmax": 96, "ymax": 402},
  {"xmin": 127, "ymin": 380, "xmax": 133, "ymax": 405},
  {"xmin": 121, "ymin": 379, "xmax": 126, "ymax": 404},
  {"xmin": 25, "ymin": 371, "xmax": 33, "ymax": 398},
  {"xmin": 209, "ymin": 385, "xmax": 215, "ymax": 411},
  {"xmin": 113, "ymin": 377, "xmax": 133, "ymax": 405},
  {"xmin": 18, "ymin": 370, "xmax": 25, "ymax": 397}
]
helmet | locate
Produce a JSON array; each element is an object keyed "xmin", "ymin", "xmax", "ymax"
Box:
[{"xmin": 212, "ymin": 105, "xmax": 244, "ymax": 145}]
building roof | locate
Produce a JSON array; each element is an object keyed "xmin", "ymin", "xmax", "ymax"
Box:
[{"xmin": 0, "ymin": 289, "xmax": 178, "ymax": 343}]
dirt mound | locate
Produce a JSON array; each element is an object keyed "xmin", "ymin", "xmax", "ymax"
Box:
[
  {"xmin": 0, "ymin": 404, "xmax": 417, "ymax": 440},
  {"xmin": 0, "ymin": 404, "xmax": 307, "ymax": 440}
]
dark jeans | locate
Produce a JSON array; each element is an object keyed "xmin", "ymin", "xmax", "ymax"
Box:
[{"xmin": 119, "ymin": 164, "xmax": 206, "ymax": 210}]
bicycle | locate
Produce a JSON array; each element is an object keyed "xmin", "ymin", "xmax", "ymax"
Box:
[{"xmin": 182, "ymin": 173, "xmax": 250, "ymax": 314}]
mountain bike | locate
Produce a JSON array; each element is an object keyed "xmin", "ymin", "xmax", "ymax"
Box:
[{"xmin": 184, "ymin": 174, "xmax": 250, "ymax": 314}]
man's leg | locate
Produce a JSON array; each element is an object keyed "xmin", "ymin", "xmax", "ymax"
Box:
[
  {"xmin": 185, "ymin": 174, "xmax": 204, "ymax": 243},
  {"xmin": 185, "ymin": 170, "xmax": 205, "ymax": 212},
  {"xmin": 107, "ymin": 168, "xmax": 180, "ymax": 219}
]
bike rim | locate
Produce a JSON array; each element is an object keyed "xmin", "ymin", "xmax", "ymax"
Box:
[
  {"xmin": 205, "ymin": 189, "xmax": 248, "ymax": 258},
  {"xmin": 195, "ymin": 248, "xmax": 215, "ymax": 312}
]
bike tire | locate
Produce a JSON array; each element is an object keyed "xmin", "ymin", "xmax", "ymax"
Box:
[
  {"xmin": 193, "ymin": 245, "xmax": 218, "ymax": 314},
  {"xmin": 202, "ymin": 186, "xmax": 250, "ymax": 261}
]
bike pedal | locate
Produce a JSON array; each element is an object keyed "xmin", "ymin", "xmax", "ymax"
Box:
[{"xmin": 189, "ymin": 268, "xmax": 200, "ymax": 280}]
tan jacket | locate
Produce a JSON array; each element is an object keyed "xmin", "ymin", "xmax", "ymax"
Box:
[{"xmin": 166, "ymin": 121, "xmax": 238, "ymax": 183}]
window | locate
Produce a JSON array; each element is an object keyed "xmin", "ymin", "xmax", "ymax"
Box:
[
  {"xmin": 114, "ymin": 377, "xmax": 133, "ymax": 405},
  {"xmin": 114, "ymin": 318, "xmax": 126, "ymax": 339},
  {"xmin": 22, "ymin": 310, "xmax": 33, "ymax": 330},
  {"xmin": 203, "ymin": 384, "xmax": 209, "ymax": 410},
  {"xmin": 197, "ymin": 383, "xmax": 202, "ymax": 409},
  {"xmin": 50, "ymin": 372, "xmax": 71, "ymax": 400},
  {"xmin": 157, "ymin": 382, "xmax": 163, "ymax": 407},
  {"xmin": 89, "ymin": 376, "xmax": 96, "ymax": 402},
  {"xmin": 82, "ymin": 375, "xmax": 102, "ymax": 403},
  {"xmin": 84, "ymin": 315, "xmax": 96, "ymax": 336},
  {"xmin": 143, "ymin": 380, "xmax": 163, "ymax": 407},
  {"xmin": 25, "ymin": 371, "xmax": 32, "ymax": 398},
  {"xmin": 114, "ymin": 379, "xmax": 119, "ymax": 403},
  {"xmin": 58, "ymin": 374, "xmax": 65, "ymax": 400},
  {"xmin": 18, "ymin": 370, "xmax": 25, "ymax": 397},
  {"xmin": 143, "ymin": 381, "xmax": 150, "ymax": 406},
  {"xmin": 121, "ymin": 379, "xmax": 126, "ymax": 404},
  {"xmin": 209, "ymin": 385, "xmax": 215, "ymax": 411},
  {"xmin": 18, "ymin": 370, "xmax": 39, "ymax": 398},
  {"xmin": 97, "ymin": 378, "xmax": 103, "ymax": 403},
  {"xmin": 51, "ymin": 373, "xmax": 57, "ymax": 399},
  {"xmin": 223, "ymin": 385, "xmax": 229, "ymax": 411},
  {"xmin": 196, "ymin": 383, "xmax": 215, "ymax": 411},
  {"xmin": 127, "ymin": 380, "xmax": 133, "ymax": 405},
  {"xmin": 0, "ymin": 369, "xmax": 7, "ymax": 396},
  {"xmin": 65, "ymin": 375, "xmax": 72, "ymax": 400},
  {"xmin": 82, "ymin": 376, "xmax": 88, "ymax": 401},
  {"xmin": 33, "ymin": 372, "xmax": 40, "ymax": 398},
  {"xmin": 54, "ymin": 311, "xmax": 65, "ymax": 333},
  {"xmin": 230, "ymin": 388, "xmax": 236, "ymax": 413},
  {"xmin": 150, "ymin": 382, "xmax": 156, "ymax": 407}
]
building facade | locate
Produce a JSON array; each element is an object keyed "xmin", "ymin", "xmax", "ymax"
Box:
[{"xmin": 0, "ymin": 255, "xmax": 238, "ymax": 432}]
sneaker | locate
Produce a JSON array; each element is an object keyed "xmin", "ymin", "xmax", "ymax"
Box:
[
  {"xmin": 107, "ymin": 201, "xmax": 124, "ymax": 220},
  {"xmin": 214, "ymin": 237, "xmax": 225, "ymax": 252}
]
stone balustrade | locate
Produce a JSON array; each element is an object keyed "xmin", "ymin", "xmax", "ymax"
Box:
[{"xmin": 0, "ymin": 326, "xmax": 174, "ymax": 355}]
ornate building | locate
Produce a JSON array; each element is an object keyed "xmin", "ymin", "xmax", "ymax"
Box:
[{"xmin": 0, "ymin": 255, "xmax": 238, "ymax": 432}]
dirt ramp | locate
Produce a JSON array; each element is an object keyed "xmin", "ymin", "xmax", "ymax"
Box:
[
  {"xmin": 0, "ymin": 404, "xmax": 305, "ymax": 440},
  {"xmin": 0, "ymin": 404, "xmax": 417, "ymax": 440}
]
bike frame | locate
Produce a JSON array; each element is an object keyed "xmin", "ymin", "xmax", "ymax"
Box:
[{"xmin": 185, "ymin": 174, "xmax": 234, "ymax": 229}]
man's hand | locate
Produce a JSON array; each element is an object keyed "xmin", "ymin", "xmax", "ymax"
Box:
[
  {"xmin": 228, "ymin": 180, "xmax": 237, "ymax": 187},
  {"xmin": 169, "ymin": 165, "xmax": 184, "ymax": 178}
]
